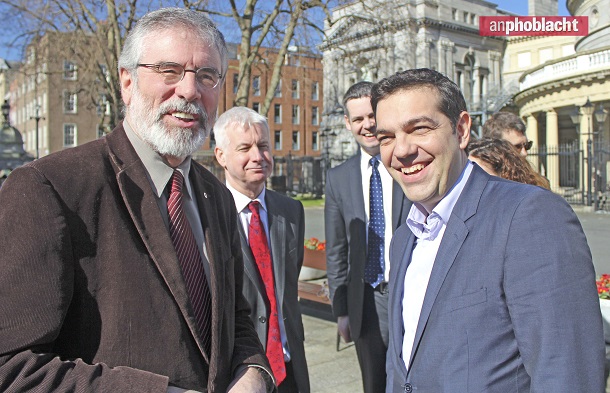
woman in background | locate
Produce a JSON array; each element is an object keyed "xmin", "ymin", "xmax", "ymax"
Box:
[{"xmin": 467, "ymin": 137, "xmax": 551, "ymax": 190}]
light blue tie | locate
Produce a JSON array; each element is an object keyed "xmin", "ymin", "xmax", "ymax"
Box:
[{"xmin": 365, "ymin": 157, "xmax": 385, "ymax": 287}]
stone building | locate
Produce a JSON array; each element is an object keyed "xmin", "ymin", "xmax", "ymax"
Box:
[
  {"xmin": 513, "ymin": 0, "xmax": 610, "ymax": 206},
  {"xmin": 320, "ymin": 0, "xmax": 511, "ymax": 162}
]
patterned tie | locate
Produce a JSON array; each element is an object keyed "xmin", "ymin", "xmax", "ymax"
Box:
[
  {"xmin": 167, "ymin": 170, "xmax": 212, "ymax": 355},
  {"xmin": 248, "ymin": 201, "xmax": 286, "ymax": 384},
  {"xmin": 365, "ymin": 157, "xmax": 385, "ymax": 287}
]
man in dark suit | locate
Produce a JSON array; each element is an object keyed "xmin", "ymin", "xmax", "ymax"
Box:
[
  {"xmin": 325, "ymin": 82, "xmax": 410, "ymax": 393},
  {"xmin": 214, "ymin": 107, "xmax": 309, "ymax": 393},
  {"xmin": 372, "ymin": 68, "xmax": 605, "ymax": 392},
  {"xmin": 0, "ymin": 8, "xmax": 273, "ymax": 393}
]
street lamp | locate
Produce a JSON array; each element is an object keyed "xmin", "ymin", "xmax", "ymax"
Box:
[
  {"xmin": 30, "ymin": 105, "xmax": 45, "ymax": 159},
  {"xmin": 1, "ymin": 100, "xmax": 9, "ymax": 124},
  {"xmin": 580, "ymin": 98, "xmax": 595, "ymax": 207}
]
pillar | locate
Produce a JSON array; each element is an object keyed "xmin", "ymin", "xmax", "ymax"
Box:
[
  {"xmin": 546, "ymin": 110, "xmax": 560, "ymax": 191},
  {"xmin": 525, "ymin": 113, "xmax": 539, "ymax": 171}
]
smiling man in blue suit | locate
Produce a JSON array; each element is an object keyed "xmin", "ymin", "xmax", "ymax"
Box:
[{"xmin": 372, "ymin": 68, "xmax": 605, "ymax": 393}]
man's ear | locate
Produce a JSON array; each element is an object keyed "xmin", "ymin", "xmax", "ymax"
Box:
[
  {"xmin": 214, "ymin": 146, "xmax": 226, "ymax": 167},
  {"xmin": 120, "ymin": 68, "xmax": 134, "ymax": 106},
  {"xmin": 344, "ymin": 114, "xmax": 352, "ymax": 131},
  {"xmin": 456, "ymin": 111, "xmax": 472, "ymax": 149}
]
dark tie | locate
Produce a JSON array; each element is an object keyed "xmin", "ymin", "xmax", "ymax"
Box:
[
  {"xmin": 248, "ymin": 201, "xmax": 286, "ymax": 384},
  {"xmin": 167, "ymin": 170, "xmax": 212, "ymax": 355},
  {"xmin": 365, "ymin": 157, "xmax": 385, "ymax": 287}
]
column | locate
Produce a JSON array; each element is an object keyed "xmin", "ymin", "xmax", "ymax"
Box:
[
  {"xmin": 546, "ymin": 110, "xmax": 560, "ymax": 191},
  {"xmin": 525, "ymin": 114, "xmax": 539, "ymax": 171},
  {"xmin": 580, "ymin": 114, "xmax": 593, "ymax": 200},
  {"xmin": 472, "ymin": 68, "xmax": 480, "ymax": 106}
]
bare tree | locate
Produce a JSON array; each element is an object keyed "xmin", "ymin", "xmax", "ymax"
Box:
[
  {"xmin": 0, "ymin": 0, "xmax": 146, "ymax": 129},
  {"xmin": 188, "ymin": 0, "xmax": 330, "ymax": 114}
]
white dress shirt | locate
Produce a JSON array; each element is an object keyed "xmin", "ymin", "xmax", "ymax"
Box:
[{"xmin": 401, "ymin": 162, "xmax": 474, "ymax": 370}]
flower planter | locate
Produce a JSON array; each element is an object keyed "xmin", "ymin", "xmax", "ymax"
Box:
[
  {"xmin": 601, "ymin": 299, "xmax": 610, "ymax": 344},
  {"xmin": 299, "ymin": 248, "xmax": 327, "ymax": 281}
]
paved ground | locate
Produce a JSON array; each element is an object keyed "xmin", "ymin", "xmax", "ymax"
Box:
[{"xmin": 301, "ymin": 204, "xmax": 610, "ymax": 392}]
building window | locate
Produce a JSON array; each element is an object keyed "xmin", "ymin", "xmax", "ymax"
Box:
[
  {"xmin": 64, "ymin": 124, "xmax": 76, "ymax": 146},
  {"xmin": 517, "ymin": 51, "xmax": 531, "ymax": 68},
  {"xmin": 210, "ymin": 131, "xmax": 216, "ymax": 149},
  {"xmin": 291, "ymin": 79, "xmax": 299, "ymax": 99},
  {"xmin": 539, "ymin": 47, "xmax": 553, "ymax": 64},
  {"xmin": 274, "ymin": 80, "xmax": 282, "ymax": 98},
  {"xmin": 233, "ymin": 73, "xmax": 239, "ymax": 94},
  {"xmin": 452, "ymin": 8, "xmax": 457, "ymax": 21},
  {"xmin": 312, "ymin": 131, "xmax": 319, "ymax": 151},
  {"xmin": 311, "ymin": 81, "xmax": 319, "ymax": 100},
  {"xmin": 470, "ymin": 13, "xmax": 476, "ymax": 25},
  {"xmin": 63, "ymin": 60, "xmax": 77, "ymax": 80},
  {"xmin": 253, "ymin": 102, "xmax": 260, "ymax": 113},
  {"xmin": 64, "ymin": 91, "xmax": 77, "ymax": 113},
  {"xmin": 292, "ymin": 105, "xmax": 300, "ymax": 125},
  {"xmin": 292, "ymin": 131, "xmax": 300, "ymax": 150},
  {"xmin": 274, "ymin": 104, "xmax": 282, "ymax": 123},
  {"xmin": 311, "ymin": 106, "xmax": 319, "ymax": 125},
  {"xmin": 97, "ymin": 94, "xmax": 110, "ymax": 116},
  {"xmin": 274, "ymin": 131, "xmax": 282, "ymax": 150},
  {"xmin": 253, "ymin": 76, "xmax": 261, "ymax": 96},
  {"xmin": 463, "ymin": 12, "xmax": 468, "ymax": 23}
]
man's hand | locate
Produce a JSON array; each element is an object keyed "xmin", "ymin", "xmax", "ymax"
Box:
[
  {"xmin": 337, "ymin": 315, "xmax": 352, "ymax": 343},
  {"xmin": 227, "ymin": 367, "xmax": 269, "ymax": 393}
]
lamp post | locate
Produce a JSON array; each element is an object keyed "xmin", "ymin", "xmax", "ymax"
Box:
[
  {"xmin": 594, "ymin": 104, "xmax": 608, "ymax": 204},
  {"xmin": 30, "ymin": 105, "xmax": 45, "ymax": 159},
  {"xmin": 581, "ymin": 98, "xmax": 595, "ymax": 207},
  {"xmin": 569, "ymin": 106, "xmax": 584, "ymax": 203},
  {"xmin": 1, "ymin": 99, "xmax": 9, "ymax": 125}
]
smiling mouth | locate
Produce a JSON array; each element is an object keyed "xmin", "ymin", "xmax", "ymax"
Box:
[
  {"xmin": 171, "ymin": 112, "xmax": 195, "ymax": 120},
  {"xmin": 401, "ymin": 163, "xmax": 426, "ymax": 175},
  {"xmin": 363, "ymin": 132, "xmax": 375, "ymax": 137}
]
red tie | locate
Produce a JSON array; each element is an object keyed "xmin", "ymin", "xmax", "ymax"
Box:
[
  {"xmin": 248, "ymin": 201, "xmax": 286, "ymax": 384},
  {"xmin": 167, "ymin": 170, "xmax": 212, "ymax": 355}
]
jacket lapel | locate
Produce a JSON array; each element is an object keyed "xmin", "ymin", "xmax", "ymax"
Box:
[
  {"xmin": 266, "ymin": 192, "xmax": 286, "ymax": 308},
  {"xmin": 107, "ymin": 127, "xmax": 210, "ymax": 361},
  {"xmin": 238, "ymin": 213, "xmax": 266, "ymax": 296},
  {"xmin": 391, "ymin": 181, "xmax": 406, "ymax": 231},
  {"xmin": 407, "ymin": 166, "xmax": 488, "ymax": 371},
  {"xmin": 347, "ymin": 156, "xmax": 366, "ymax": 225}
]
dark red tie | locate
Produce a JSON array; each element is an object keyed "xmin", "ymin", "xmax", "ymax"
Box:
[
  {"xmin": 248, "ymin": 201, "xmax": 286, "ymax": 384},
  {"xmin": 167, "ymin": 170, "xmax": 212, "ymax": 355}
]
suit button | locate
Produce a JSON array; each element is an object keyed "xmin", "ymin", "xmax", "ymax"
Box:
[
  {"xmin": 403, "ymin": 383, "xmax": 412, "ymax": 393},
  {"xmin": 259, "ymin": 316, "xmax": 267, "ymax": 323}
]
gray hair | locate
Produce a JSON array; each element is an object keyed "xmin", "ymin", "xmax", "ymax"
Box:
[
  {"xmin": 118, "ymin": 8, "xmax": 228, "ymax": 79},
  {"xmin": 213, "ymin": 107, "xmax": 269, "ymax": 150}
]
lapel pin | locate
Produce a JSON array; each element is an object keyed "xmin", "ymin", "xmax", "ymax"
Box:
[{"xmin": 203, "ymin": 192, "xmax": 208, "ymax": 198}]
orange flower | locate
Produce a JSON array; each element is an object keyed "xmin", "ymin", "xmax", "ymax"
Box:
[{"xmin": 304, "ymin": 237, "xmax": 326, "ymax": 251}]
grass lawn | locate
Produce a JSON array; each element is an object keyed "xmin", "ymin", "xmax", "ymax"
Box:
[{"xmin": 294, "ymin": 196, "xmax": 325, "ymax": 208}]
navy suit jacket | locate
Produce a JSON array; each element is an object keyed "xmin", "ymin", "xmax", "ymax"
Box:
[
  {"xmin": 325, "ymin": 153, "xmax": 410, "ymax": 339},
  {"xmin": 387, "ymin": 165, "xmax": 605, "ymax": 393}
]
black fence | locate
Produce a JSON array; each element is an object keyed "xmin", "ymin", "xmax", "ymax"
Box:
[
  {"xmin": 195, "ymin": 154, "xmax": 326, "ymax": 197},
  {"xmin": 530, "ymin": 141, "xmax": 610, "ymax": 212}
]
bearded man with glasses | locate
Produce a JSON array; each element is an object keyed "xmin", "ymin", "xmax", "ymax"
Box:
[
  {"xmin": 482, "ymin": 111, "xmax": 532, "ymax": 157},
  {"xmin": 0, "ymin": 7, "xmax": 274, "ymax": 393}
]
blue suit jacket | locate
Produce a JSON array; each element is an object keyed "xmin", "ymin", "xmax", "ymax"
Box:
[{"xmin": 386, "ymin": 165, "xmax": 605, "ymax": 393}]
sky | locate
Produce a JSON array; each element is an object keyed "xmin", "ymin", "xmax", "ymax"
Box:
[
  {"xmin": 493, "ymin": 0, "xmax": 570, "ymax": 15},
  {"xmin": 0, "ymin": 1, "xmax": 572, "ymax": 62}
]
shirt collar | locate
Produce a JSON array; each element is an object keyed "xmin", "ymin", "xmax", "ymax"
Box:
[
  {"xmin": 123, "ymin": 120, "xmax": 192, "ymax": 198},
  {"xmin": 406, "ymin": 162, "xmax": 474, "ymax": 240},
  {"xmin": 226, "ymin": 182, "xmax": 267, "ymax": 214},
  {"xmin": 359, "ymin": 147, "xmax": 381, "ymax": 169}
]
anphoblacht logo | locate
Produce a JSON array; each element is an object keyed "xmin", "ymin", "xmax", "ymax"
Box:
[{"xmin": 479, "ymin": 16, "xmax": 588, "ymax": 36}]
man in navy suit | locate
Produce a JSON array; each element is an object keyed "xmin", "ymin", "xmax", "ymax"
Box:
[
  {"xmin": 325, "ymin": 82, "xmax": 410, "ymax": 393},
  {"xmin": 372, "ymin": 68, "xmax": 605, "ymax": 392}
]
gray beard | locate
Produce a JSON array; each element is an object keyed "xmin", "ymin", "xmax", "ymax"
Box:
[{"xmin": 128, "ymin": 89, "xmax": 214, "ymax": 158}]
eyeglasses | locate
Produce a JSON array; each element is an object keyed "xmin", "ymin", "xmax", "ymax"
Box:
[
  {"xmin": 513, "ymin": 140, "xmax": 533, "ymax": 151},
  {"xmin": 137, "ymin": 62, "xmax": 222, "ymax": 89}
]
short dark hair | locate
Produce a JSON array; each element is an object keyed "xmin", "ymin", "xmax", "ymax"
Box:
[
  {"xmin": 342, "ymin": 81, "xmax": 374, "ymax": 117},
  {"xmin": 482, "ymin": 112, "xmax": 526, "ymax": 139},
  {"xmin": 371, "ymin": 68, "xmax": 467, "ymax": 131}
]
